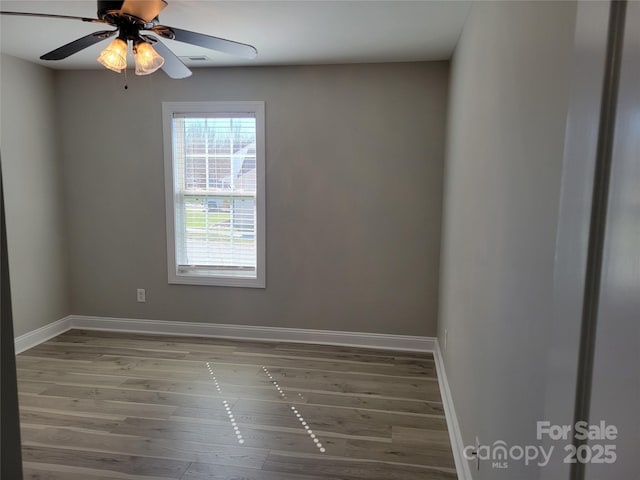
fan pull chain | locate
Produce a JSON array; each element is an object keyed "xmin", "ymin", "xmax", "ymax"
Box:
[{"xmin": 123, "ymin": 67, "xmax": 128, "ymax": 90}]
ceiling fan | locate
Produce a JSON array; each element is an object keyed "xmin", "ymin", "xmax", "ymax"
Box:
[{"xmin": 0, "ymin": 0, "xmax": 258, "ymax": 79}]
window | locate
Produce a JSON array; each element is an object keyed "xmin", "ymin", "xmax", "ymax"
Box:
[{"xmin": 163, "ymin": 102, "xmax": 265, "ymax": 287}]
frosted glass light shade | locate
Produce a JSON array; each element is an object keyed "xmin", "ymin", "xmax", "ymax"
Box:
[
  {"xmin": 134, "ymin": 42, "xmax": 164, "ymax": 75},
  {"xmin": 97, "ymin": 38, "xmax": 127, "ymax": 72}
]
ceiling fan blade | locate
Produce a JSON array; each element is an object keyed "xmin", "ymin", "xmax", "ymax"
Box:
[
  {"xmin": 151, "ymin": 25, "xmax": 257, "ymax": 59},
  {"xmin": 120, "ymin": 0, "xmax": 167, "ymax": 22},
  {"xmin": 40, "ymin": 30, "xmax": 118, "ymax": 60},
  {"xmin": 0, "ymin": 11, "xmax": 106, "ymax": 24},
  {"xmin": 143, "ymin": 35, "xmax": 192, "ymax": 79}
]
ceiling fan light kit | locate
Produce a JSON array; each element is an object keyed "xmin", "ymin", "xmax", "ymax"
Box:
[
  {"xmin": 97, "ymin": 37, "xmax": 164, "ymax": 75},
  {"xmin": 1, "ymin": 0, "xmax": 258, "ymax": 81}
]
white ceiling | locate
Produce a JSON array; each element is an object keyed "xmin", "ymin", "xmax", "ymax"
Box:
[{"xmin": 0, "ymin": 0, "xmax": 470, "ymax": 69}]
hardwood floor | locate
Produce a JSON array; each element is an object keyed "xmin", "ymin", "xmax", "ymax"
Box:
[{"xmin": 16, "ymin": 329, "xmax": 456, "ymax": 480}]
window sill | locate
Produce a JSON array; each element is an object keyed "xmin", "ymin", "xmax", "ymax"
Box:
[{"xmin": 168, "ymin": 273, "xmax": 265, "ymax": 288}]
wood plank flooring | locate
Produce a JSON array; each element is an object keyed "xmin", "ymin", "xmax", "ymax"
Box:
[{"xmin": 17, "ymin": 329, "xmax": 456, "ymax": 480}]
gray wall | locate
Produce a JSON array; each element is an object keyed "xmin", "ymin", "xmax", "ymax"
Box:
[
  {"xmin": 0, "ymin": 54, "xmax": 70, "ymax": 336},
  {"xmin": 438, "ymin": 2, "xmax": 577, "ymax": 479},
  {"xmin": 56, "ymin": 62, "xmax": 447, "ymax": 336}
]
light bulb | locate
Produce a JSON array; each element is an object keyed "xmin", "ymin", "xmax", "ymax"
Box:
[
  {"xmin": 134, "ymin": 42, "xmax": 164, "ymax": 75},
  {"xmin": 97, "ymin": 38, "xmax": 127, "ymax": 73}
]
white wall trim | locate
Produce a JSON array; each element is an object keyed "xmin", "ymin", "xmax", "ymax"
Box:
[
  {"xmin": 14, "ymin": 316, "xmax": 72, "ymax": 354},
  {"xmin": 15, "ymin": 315, "xmax": 436, "ymax": 353},
  {"xmin": 53, "ymin": 315, "xmax": 437, "ymax": 352},
  {"xmin": 433, "ymin": 340, "xmax": 473, "ymax": 480}
]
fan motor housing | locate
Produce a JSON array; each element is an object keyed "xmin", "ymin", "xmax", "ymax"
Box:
[{"xmin": 97, "ymin": 1, "xmax": 125, "ymax": 19}]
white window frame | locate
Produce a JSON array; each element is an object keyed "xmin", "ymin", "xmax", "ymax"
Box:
[{"xmin": 162, "ymin": 101, "xmax": 266, "ymax": 288}]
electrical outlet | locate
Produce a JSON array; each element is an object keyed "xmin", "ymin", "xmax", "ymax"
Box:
[{"xmin": 136, "ymin": 288, "xmax": 146, "ymax": 303}]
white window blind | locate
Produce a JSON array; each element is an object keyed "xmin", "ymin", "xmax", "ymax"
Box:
[{"xmin": 163, "ymin": 102, "xmax": 265, "ymax": 287}]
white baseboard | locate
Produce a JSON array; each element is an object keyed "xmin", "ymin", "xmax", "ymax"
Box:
[
  {"xmin": 434, "ymin": 340, "xmax": 473, "ymax": 480},
  {"xmin": 15, "ymin": 315, "xmax": 436, "ymax": 353},
  {"xmin": 19, "ymin": 315, "xmax": 435, "ymax": 353},
  {"xmin": 14, "ymin": 316, "xmax": 72, "ymax": 354}
]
